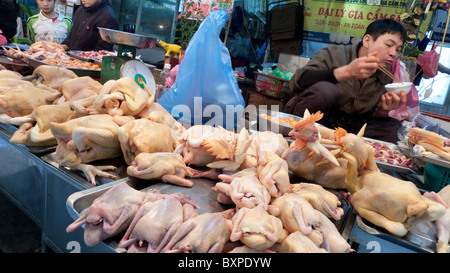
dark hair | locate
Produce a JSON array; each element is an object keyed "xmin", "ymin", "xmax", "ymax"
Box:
[{"xmin": 364, "ymin": 19, "xmax": 407, "ymax": 42}]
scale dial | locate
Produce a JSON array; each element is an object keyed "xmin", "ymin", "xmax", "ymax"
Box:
[{"xmin": 120, "ymin": 59, "xmax": 156, "ymax": 95}]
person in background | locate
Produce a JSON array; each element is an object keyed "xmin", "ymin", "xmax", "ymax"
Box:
[
  {"xmin": 61, "ymin": 0, "xmax": 118, "ymax": 51},
  {"xmin": 27, "ymin": 0, "xmax": 73, "ymax": 44},
  {"xmin": 284, "ymin": 19, "xmax": 408, "ymax": 143},
  {"xmin": 0, "ymin": 1, "xmax": 18, "ymax": 44}
]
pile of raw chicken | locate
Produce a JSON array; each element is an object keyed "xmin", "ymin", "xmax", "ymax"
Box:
[
  {"xmin": 4, "ymin": 41, "xmax": 100, "ymax": 70},
  {"xmin": 4, "ymin": 41, "xmax": 68, "ymax": 60},
  {"xmin": 1, "ymin": 65, "xmax": 450, "ymax": 253}
]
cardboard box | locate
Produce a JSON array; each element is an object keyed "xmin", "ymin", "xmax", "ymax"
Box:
[{"xmin": 272, "ymin": 39, "xmax": 302, "ymax": 60}]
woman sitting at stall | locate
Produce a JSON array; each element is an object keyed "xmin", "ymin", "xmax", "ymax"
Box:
[
  {"xmin": 61, "ymin": 0, "xmax": 119, "ymax": 51},
  {"xmin": 27, "ymin": 0, "xmax": 73, "ymax": 44}
]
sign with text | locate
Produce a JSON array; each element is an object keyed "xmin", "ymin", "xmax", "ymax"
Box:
[
  {"xmin": 302, "ymin": 0, "xmax": 431, "ymax": 44},
  {"xmin": 431, "ymin": 9, "xmax": 450, "ymax": 43}
]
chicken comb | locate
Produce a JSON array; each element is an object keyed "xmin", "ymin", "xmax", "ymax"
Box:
[
  {"xmin": 334, "ymin": 127, "xmax": 348, "ymax": 141},
  {"xmin": 293, "ymin": 111, "xmax": 324, "ymax": 130}
]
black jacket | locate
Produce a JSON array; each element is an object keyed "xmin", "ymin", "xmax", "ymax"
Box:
[
  {"xmin": 62, "ymin": 0, "xmax": 118, "ymax": 51},
  {"xmin": 0, "ymin": 3, "xmax": 17, "ymax": 40}
]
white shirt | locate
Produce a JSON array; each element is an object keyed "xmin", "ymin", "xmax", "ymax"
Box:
[{"xmin": 28, "ymin": 11, "xmax": 71, "ymax": 44}]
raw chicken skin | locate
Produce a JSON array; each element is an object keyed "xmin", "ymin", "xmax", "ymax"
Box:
[
  {"xmin": 66, "ymin": 183, "xmax": 148, "ymax": 246},
  {"xmin": 316, "ymin": 211, "xmax": 353, "ymax": 253},
  {"xmin": 256, "ymin": 137, "xmax": 290, "ymax": 198},
  {"xmin": 50, "ymin": 114, "xmax": 121, "ymax": 165},
  {"xmin": 50, "ymin": 114, "xmax": 122, "ymax": 184},
  {"xmin": 282, "ymin": 144, "xmax": 347, "ymax": 189},
  {"xmin": 26, "ymin": 65, "xmax": 78, "ymax": 89},
  {"xmin": 288, "ymin": 110, "xmax": 339, "ymax": 166},
  {"xmin": 162, "ymin": 212, "xmax": 231, "ymax": 253},
  {"xmin": 282, "ymin": 110, "xmax": 346, "ymax": 189},
  {"xmin": 89, "ymin": 77, "xmax": 151, "ymax": 117},
  {"xmin": 213, "ymin": 172, "xmax": 271, "ymax": 209},
  {"xmin": 291, "ymin": 183, "xmax": 344, "ymax": 220},
  {"xmin": 118, "ymin": 118, "xmax": 179, "ymax": 165},
  {"xmin": 230, "ymin": 205, "xmax": 287, "ymax": 250},
  {"xmin": 55, "ymin": 76, "xmax": 102, "ymax": 105},
  {"xmin": 0, "ymin": 70, "xmax": 23, "ymax": 80},
  {"xmin": 335, "ymin": 126, "xmax": 378, "ymax": 171},
  {"xmin": 0, "ymin": 78, "xmax": 34, "ymax": 89},
  {"xmin": 206, "ymin": 128, "xmax": 253, "ymax": 171},
  {"xmin": 274, "ymin": 231, "xmax": 328, "ymax": 253},
  {"xmin": 270, "ymin": 193, "xmax": 323, "ymax": 246},
  {"xmin": 344, "ymin": 152, "xmax": 447, "ymax": 237},
  {"xmin": 10, "ymin": 104, "xmax": 73, "ymax": 146},
  {"xmin": 425, "ymin": 185, "xmax": 450, "ymax": 253},
  {"xmin": 178, "ymin": 125, "xmax": 236, "ymax": 166},
  {"xmin": 127, "ymin": 152, "xmax": 195, "ymax": 187},
  {"xmin": 0, "ymin": 84, "xmax": 61, "ymax": 122},
  {"xmin": 118, "ymin": 194, "xmax": 198, "ymax": 253},
  {"xmin": 137, "ymin": 102, "xmax": 185, "ymax": 137},
  {"xmin": 240, "ymin": 131, "xmax": 289, "ymax": 169}
]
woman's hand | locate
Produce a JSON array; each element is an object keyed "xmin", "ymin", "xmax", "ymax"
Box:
[{"xmin": 373, "ymin": 90, "xmax": 407, "ymax": 118}]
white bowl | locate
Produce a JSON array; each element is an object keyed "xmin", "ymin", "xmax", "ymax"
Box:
[{"xmin": 385, "ymin": 82, "xmax": 413, "ymax": 95}]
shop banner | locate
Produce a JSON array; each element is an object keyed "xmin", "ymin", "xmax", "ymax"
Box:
[
  {"xmin": 431, "ymin": 9, "xmax": 450, "ymax": 43},
  {"xmin": 302, "ymin": 0, "xmax": 431, "ymax": 44}
]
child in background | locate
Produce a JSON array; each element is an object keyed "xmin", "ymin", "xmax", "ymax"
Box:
[{"xmin": 27, "ymin": 0, "xmax": 72, "ymax": 44}]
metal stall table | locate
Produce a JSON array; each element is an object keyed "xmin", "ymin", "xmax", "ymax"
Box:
[
  {"xmin": 0, "ymin": 123, "xmax": 122, "ymax": 252},
  {"xmin": 0, "ymin": 123, "xmax": 46, "ymax": 228}
]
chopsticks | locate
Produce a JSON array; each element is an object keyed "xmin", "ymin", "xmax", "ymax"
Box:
[
  {"xmin": 377, "ymin": 64, "xmax": 403, "ymax": 84},
  {"xmin": 368, "ymin": 51, "xmax": 403, "ymax": 84}
]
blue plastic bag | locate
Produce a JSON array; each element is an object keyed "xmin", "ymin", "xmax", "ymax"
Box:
[{"xmin": 158, "ymin": 10, "xmax": 245, "ymax": 129}]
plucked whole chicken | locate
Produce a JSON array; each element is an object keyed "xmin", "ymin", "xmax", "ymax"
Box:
[
  {"xmin": 66, "ymin": 183, "xmax": 149, "ymax": 246},
  {"xmin": 2, "ymin": 64, "xmax": 446, "ymax": 254},
  {"xmin": 424, "ymin": 185, "xmax": 450, "ymax": 253}
]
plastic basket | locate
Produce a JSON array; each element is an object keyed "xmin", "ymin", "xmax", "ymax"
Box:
[
  {"xmin": 423, "ymin": 162, "xmax": 450, "ymax": 192},
  {"xmin": 253, "ymin": 72, "xmax": 291, "ymax": 99}
]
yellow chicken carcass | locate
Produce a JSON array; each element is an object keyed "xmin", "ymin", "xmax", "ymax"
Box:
[
  {"xmin": 127, "ymin": 152, "xmax": 219, "ymax": 187},
  {"xmin": 407, "ymin": 127, "xmax": 450, "ymax": 161},
  {"xmin": 274, "ymin": 231, "xmax": 328, "ymax": 253},
  {"xmin": 282, "ymin": 110, "xmax": 346, "ymax": 189},
  {"xmin": 10, "ymin": 104, "xmax": 74, "ymax": 146},
  {"xmin": 289, "ymin": 110, "xmax": 339, "ymax": 166},
  {"xmin": 137, "ymin": 102, "xmax": 185, "ymax": 137},
  {"xmin": 0, "ymin": 84, "xmax": 61, "ymax": 124},
  {"xmin": 24, "ymin": 65, "xmax": 78, "ymax": 90},
  {"xmin": 0, "ymin": 78, "xmax": 34, "ymax": 90},
  {"xmin": 55, "ymin": 76, "xmax": 103, "ymax": 105},
  {"xmin": 270, "ymin": 193, "xmax": 324, "ymax": 246},
  {"xmin": 334, "ymin": 125, "xmax": 379, "ymax": 172},
  {"xmin": 73, "ymin": 77, "xmax": 152, "ymax": 117},
  {"xmin": 0, "ymin": 70, "xmax": 22, "ymax": 80},
  {"xmin": 50, "ymin": 114, "xmax": 123, "ymax": 184},
  {"xmin": 343, "ymin": 151, "xmax": 447, "ymax": 237},
  {"xmin": 290, "ymin": 183, "xmax": 344, "ymax": 220},
  {"xmin": 118, "ymin": 118, "xmax": 180, "ymax": 165}
]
